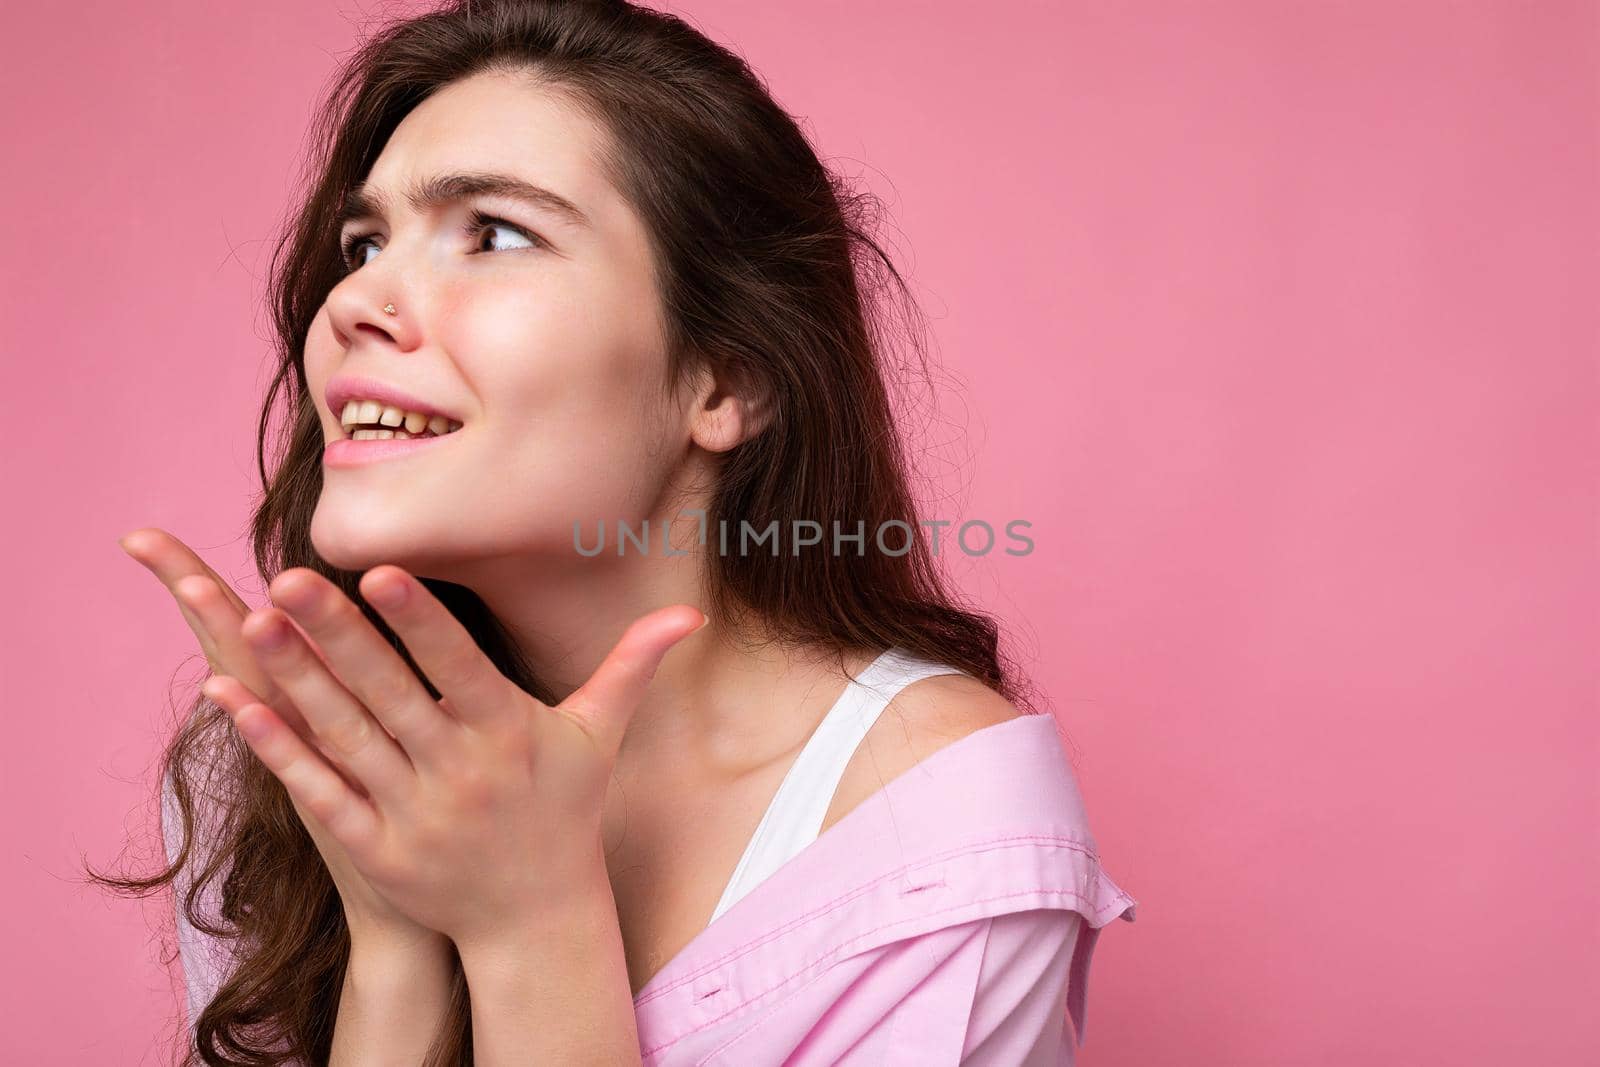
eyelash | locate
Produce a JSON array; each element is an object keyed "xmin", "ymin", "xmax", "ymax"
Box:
[{"xmin": 338, "ymin": 209, "xmax": 545, "ymax": 272}]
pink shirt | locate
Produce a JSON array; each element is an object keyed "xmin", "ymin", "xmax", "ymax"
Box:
[
  {"xmin": 165, "ymin": 711, "xmax": 1136, "ymax": 1063},
  {"xmin": 629, "ymin": 711, "xmax": 1136, "ymax": 1064}
]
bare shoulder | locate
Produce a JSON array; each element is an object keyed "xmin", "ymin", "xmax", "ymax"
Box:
[{"xmin": 819, "ymin": 672, "xmax": 1025, "ymax": 835}]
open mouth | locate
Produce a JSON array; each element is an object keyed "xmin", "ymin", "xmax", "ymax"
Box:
[{"xmin": 338, "ymin": 399, "xmax": 464, "ymax": 440}]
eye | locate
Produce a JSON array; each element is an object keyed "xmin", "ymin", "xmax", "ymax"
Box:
[
  {"xmin": 339, "ymin": 231, "xmax": 379, "ymax": 272},
  {"xmin": 337, "ymin": 209, "xmax": 547, "ymax": 274},
  {"xmin": 466, "ymin": 209, "xmax": 544, "ymax": 255}
]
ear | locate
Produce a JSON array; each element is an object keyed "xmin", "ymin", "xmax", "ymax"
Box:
[{"xmin": 686, "ymin": 362, "xmax": 773, "ymax": 453}]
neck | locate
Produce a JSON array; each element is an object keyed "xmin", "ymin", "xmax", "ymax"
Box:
[{"xmin": 418, "ymin": 507, "xmax": 873, "ymax": 770}]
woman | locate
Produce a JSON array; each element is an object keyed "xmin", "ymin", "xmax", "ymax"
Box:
[{"xmin": 96, "ymin": 1, "xmax": 1135, "ymax": 1063}]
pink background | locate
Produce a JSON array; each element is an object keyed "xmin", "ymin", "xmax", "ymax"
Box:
[{"xmin": 4, "ymin": 1, "xmax": 1594, "ymax": 1063}]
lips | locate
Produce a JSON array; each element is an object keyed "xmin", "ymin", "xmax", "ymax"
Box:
[{"xmin": 323, "ymin": 430, "xmax": 457, "ymax": 469}]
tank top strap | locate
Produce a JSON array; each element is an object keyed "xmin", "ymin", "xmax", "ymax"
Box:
[{"xmin": 707, "ymin": 646, "xmax": 968, "ymax": 925}]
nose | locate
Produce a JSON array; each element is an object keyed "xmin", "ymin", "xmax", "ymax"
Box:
[{"xmin": 323, "ymin": 270, "xmax": 417, "ymax": 353}]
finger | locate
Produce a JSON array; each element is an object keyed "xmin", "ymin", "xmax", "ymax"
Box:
[
  {"xmin": 561, "ymin": 605, "xmax": 707, "ymax": 759},
  {"xmin": 120, "ymin": 528, "xmax": 285, "ymax": 703},
  {"xmin": 172, "ymin": 574, "xmax": 301, "ymax": 726},
  {"xmin": 267, "ymin": 568, "xmax": 454, "ymax": 760},
  {"xmin": 118, "ymin": 528, "xmax": 254, "ymax": 618},
  {"xmin": 202, "ymin": 676, "xmax": 382, "ymax": 854},
  {"xmin": 356, "ymin": 566, "xmax": 516, "ymax": 730},
  {"xmin": 242, "ymin": 606, "xmax": 416, "ymax": 807},
  {"xmin": 169, "ymin": 590, "xmax": 228, "ymax": 671},
  {"xmin": 201, "ymin": 674, "xmax": 368, "ymax": 799}
]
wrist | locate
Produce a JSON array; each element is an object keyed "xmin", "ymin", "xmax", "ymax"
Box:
[
  {"xmin": 348, "ymin": 925, "xmax": 455, "ymax": 976},
  {"xmin": 451, "ymin": 870, "xmax": 640, "ymax": 1066},
  {"xmin": 333, "ymin": 927, "xmax": 457, "ymax": 1066},
  {"xmin": 341, "ymin": 931, "xmax": 456, "ymax": 1022},
  {"xmin": 453, "ymin": 859, "xmax": 617, "ymax": 965}
]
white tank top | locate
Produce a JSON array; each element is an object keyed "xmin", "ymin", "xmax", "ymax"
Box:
[{"xmin": 707, "ymin": 646, "xmax": 969, "ymax": 925}]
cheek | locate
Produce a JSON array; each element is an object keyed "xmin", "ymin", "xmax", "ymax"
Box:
[
  {"xmin": 464, "ymin": 296, "xmax": 606, "ymax": 363},
  {"xmin": 302, "ymin": 311, "xmax": 342, "ymax": 424},
  {"xmin": 303, "ymin": 309, "xmax": 333, "ymax": 375},
  {"xmin": 478, "ymin": 365, "xmax": 676, "ymax": 525},
  {"xmin": 445, "ymin": 275, "xmax": 661, "ymax": 414}
]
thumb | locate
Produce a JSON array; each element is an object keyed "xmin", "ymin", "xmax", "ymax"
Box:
[{"xmin": 560, "ymin": 605, "xmax": 707, "ymax": 760}]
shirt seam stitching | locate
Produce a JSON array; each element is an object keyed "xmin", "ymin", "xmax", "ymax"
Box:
[{"xmin": 635, "ymin": 832, "xmax": 1104, "ymax": 1007}]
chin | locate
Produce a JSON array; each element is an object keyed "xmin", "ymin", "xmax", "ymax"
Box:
[{"xmin": 309, "ymin": 509, "xmax": 425, "ymax": 573}]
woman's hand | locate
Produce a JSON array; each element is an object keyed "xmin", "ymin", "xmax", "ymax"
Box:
[
  {"xmin": 118, "ymin": 528, "xmax": 449, "ymax": 954},
  {"xmin": 189, "ymin": 560, "xmax": 705, "ymax": 950}
]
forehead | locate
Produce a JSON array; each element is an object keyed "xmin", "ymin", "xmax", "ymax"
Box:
[{"xmin": 360, "ymin": 71, "xmax": 622, "ymax": 232}]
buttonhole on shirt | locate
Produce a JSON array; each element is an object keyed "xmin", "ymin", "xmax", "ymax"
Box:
[{"xmin": 900, "ymin": 878, "xmax": 947, "ymax": 895}]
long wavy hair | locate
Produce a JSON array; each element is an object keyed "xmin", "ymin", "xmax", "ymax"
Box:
[{"xmin": 90, "ymin": 1, "xmax": 1042, "ymax": 1063}]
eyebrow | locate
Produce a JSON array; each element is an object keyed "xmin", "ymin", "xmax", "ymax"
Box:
[{"xmin": 334, "ymin": 171, "xmax": 592, "ymax": 231}]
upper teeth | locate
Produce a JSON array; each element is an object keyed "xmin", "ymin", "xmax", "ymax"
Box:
[{"xmin": 340, "ymin": 399, "xmax": 462, "ymax": 440}]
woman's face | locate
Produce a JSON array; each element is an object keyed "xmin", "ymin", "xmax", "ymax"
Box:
[{"xmin": 304, "ymin": 70, "xmax": 688, "ymax": 578}]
